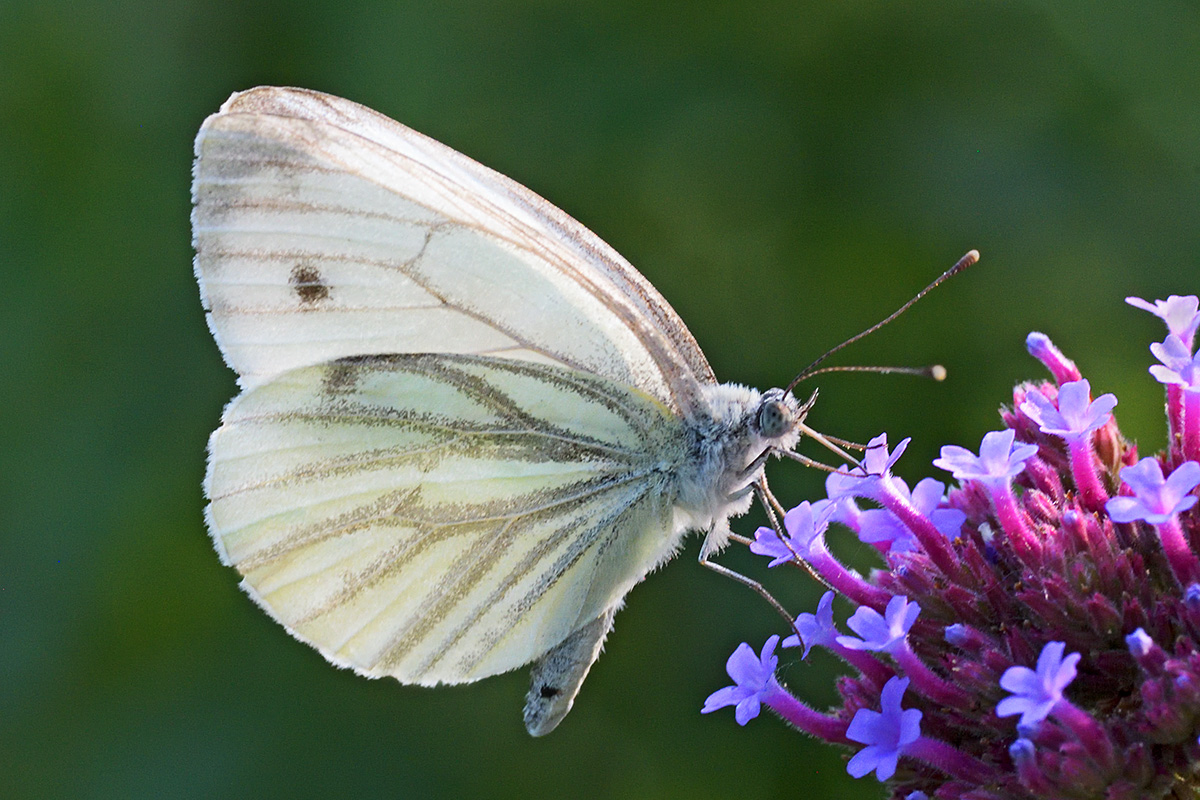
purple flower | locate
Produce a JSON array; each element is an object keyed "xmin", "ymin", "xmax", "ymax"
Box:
[
  {"xmin": 1126, "ymin": 628, "xmax": 1154, "ymax": 658},
  {"xmin": 996, "ymin": 641, "xmax": 1080, "ymax": 726},
  {"xmin": 837, "ymin": 596, "xmax": 921, "ymax": 653},
  {"xmin": 782, "ymin": 590, "xmax": 838, "ymax": 657},
  {"xmin": 1105, "ymin": 458, "xmax": 1200, "ymax": 524},
  {"xmin": 749, "ymin": 499, "xmax": 836, "ymax": 566},
  {"xmin": 845, "ymin": 677, "xmax": 922, "ymax": 781},
  {"xmin": 705, "ymin": 298, "xmax": 1200, "ymax": 797},
  {"xmin": 932, "ymin": 429, "xmax": 1039, "ymax": 488},
  {"xmin": 702, "ymin": 636, "xmax": 781, "ymax": 725},
  {"xmin": 864, "ymin": 432, "xmax": 910, "ymax": 475},
  {"xmin": 826, "ymin": 433, "xmax": 909, "ymax": 501},
  {"xmin": 1149, "ymin": 335, "xmax": 1200, "ymax": 389},
  {"xmin": 1019, "ymin": 379, "xmax": 1117, "ymax": 441},
  {"xmin": 943, "ymin": 624, "xmax": 970, "ymax": 647},
  {"xmin": 856, "ymin": 477, "xmax": 965, "ymax": 551},
  {"xmin": 1127, "ymin": 295, "xmax": 1200, "ymax": 343}
]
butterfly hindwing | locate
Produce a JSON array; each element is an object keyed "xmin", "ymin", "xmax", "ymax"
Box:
[{"xmin": 205, "ymin": 353, "xmax": 689, "ymax": 686}]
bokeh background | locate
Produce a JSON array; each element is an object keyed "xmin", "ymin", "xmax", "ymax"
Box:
[{"xmin": 3, "ymin": 2, "xmax": 1199, "ymax": 798}]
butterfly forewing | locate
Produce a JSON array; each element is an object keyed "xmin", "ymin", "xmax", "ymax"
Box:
[
  {"xmin": 192, "ymin": 87, "xmax": 715, "ymax": 414},
  {"xmin": 206, "ymin": 354, "xmax": 689, "ymax": 684}
]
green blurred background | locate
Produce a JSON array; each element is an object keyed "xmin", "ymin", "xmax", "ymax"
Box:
[{"xmin": 3, "ymin": 2, "xmax": 1199, "ymax": 798}]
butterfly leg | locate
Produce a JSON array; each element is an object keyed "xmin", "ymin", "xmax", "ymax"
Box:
[
  {"xmin": 697, "ymin": 481, "xmax": 796, "ymax": 630},
  {"xmin": 736, "ymin": 447, "xmax": 774, "ymax": 482},
  {"xmin": 697, "ymin": 553, "xmax": 796, "ymax": 630},
  {"xmin": 523, "ymin": 607, "xmax": 617, "ymax": 736},
  {"xmin": 753, "ymin": 479, "xmax": 832, "ymax": 590},
  {"xmin": 699, "ymin": 478, "xmax": 831, "ymax": 632}
]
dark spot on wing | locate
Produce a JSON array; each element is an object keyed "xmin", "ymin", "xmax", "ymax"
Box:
[
  {"xmin": 290, "ymin": 263, "xmax": 330, "ymax": 306},
  {"xmin": 539, "ymin": 684, "xmax": 560, "ymax": 698},
  {"xmin": 322, "ymin": 361, "xmax": 359, "ymax": 395}
]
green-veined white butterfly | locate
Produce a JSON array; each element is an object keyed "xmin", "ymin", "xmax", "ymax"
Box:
[{"xmin": 193, "ymin": 86, "xmax": 817, "ymax": 736}]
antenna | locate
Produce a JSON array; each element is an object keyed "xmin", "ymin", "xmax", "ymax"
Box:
[
  {"xmin": 799, "ymin": 363, "xmax": 947, "ymax": 381},
  {"xmin": 784, "ymin": 250, "xmax": 978, "ymax": 395}
]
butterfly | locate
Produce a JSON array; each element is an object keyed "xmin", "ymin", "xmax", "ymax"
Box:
[{"xmin": 193, "ymin": 86, "xmax": 815, "ymax": 736}]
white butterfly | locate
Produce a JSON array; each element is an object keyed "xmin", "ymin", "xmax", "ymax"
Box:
[{"xmin": 193, "ymin": 86, "xmax": 812, "ymax": 735}]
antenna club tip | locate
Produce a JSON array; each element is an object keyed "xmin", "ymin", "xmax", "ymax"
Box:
[
  {"xmin": 951, "ymin": 250, "xmax": 980, "ymax": 274},
  {"xmin": 930, "ymin": 364, "xmax": 947, "ymax": 382}
]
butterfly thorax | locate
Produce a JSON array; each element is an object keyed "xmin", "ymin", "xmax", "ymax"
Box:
[{"xmin": 672, "ymin": 383, "xmax": 803, "ymax": 551}]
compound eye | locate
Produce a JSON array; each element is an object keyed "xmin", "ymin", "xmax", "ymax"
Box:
[{"xmin": 757, "ymin": 399, "xmax": 792, "ymax": 439}]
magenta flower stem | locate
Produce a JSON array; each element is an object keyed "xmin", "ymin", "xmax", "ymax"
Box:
[
  {"xmin": 1067, "ymin": 438, "xmax": 1109, "ymax": 510},
  {"xmin": 990, "ymin": 485, "xmax": 1042, "ymax": 564},
  {"xmin": 1168, "ymin": 384, "xmax": 1185, "ymax": 459},
  {"xmin": 808, "ymin": 549, "xmax": 893, "ymax": 611},
  {"xmin": 1184, "ymin": 390, "xmax": 1200, "ymax": 463},
  {"xmin": 875, "ymin": 479, "xmax": 964, "ymax": 580},
  {"xmin": 1154, "ymin": 517, "xmax": 1200, "ymax": 585},
  {"xmin": 829, "ymin": 643, "xmax": 894, "ymax": 686},
  {"xmin": 761, "ymin": 685, "xmax": 849, "ymax": 743},
  {"xmin": 1026, "ymin": 332, "xmax": 1082, "ymax": 385},
  {"xmin": 893, "ymin": 646, "xmax": 972, "ymax": 709},
  {"xmin": 906, "ymin": 736, "xmax": 993, "ymax": 784},
  {"xmin": 1051, "ymin": 700, "xmax": 1115, "ymax": 772}
]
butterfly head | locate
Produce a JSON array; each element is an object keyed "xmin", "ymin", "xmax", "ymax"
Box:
[{"xmin": 751, "ymin": 387, "xmax": 814, "ymax": 447}]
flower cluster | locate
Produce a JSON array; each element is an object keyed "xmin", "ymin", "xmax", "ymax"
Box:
[{"xmin": 703, "ymin": 295, "xmax": 1200, "ymax": 798}]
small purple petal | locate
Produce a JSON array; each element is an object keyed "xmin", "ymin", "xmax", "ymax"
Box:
[
  {"xmin": 930, "ymin": 508, "xmax": 967, "ymax": 541},
  {"xmin": 749, "ymin": 525, "xmax": 797, "ymax": 567},
  {"xmin": 734, "ymin": 695, "xmax": 761, "ymax": 726},
  {"xmin": 782, "ymin": 590, "xmax": 838, "ymax": 657},
  {"xmin": 857, "ymin": 508, "xmax": 916, "ymax": 552},
  {"xmin": 911, "ymin": 477, "xmax": 967, "ymax": 539},
  {"xmin": 786, "ymin": 499, "xmax": 837, "ymax": 541},
  {"xmin": 702, "ymin": 685, "xmax": 746, "ymax": 712}
]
